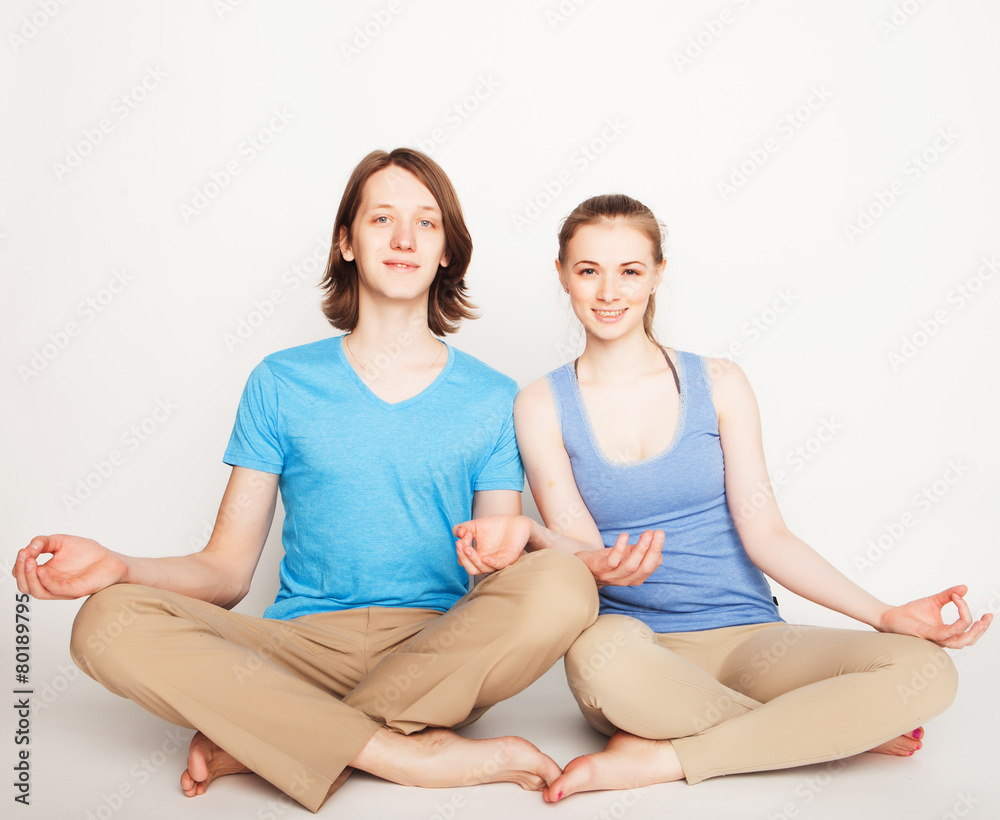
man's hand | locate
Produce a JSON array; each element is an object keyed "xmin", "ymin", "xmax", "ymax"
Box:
[
  {"xmin": 878, "ymin": 585, "xmax": 992, "ymax": 648},
  {"xmin": 453, "ymin": 515, "xmax": 532, "ymax": 576},
  {"xmin": 575, "ymin": 530, "xmax": 664, "ymax": 587},
  {"xmin": 13, "ymin": 534, "xmax": 128, "ymax": 600}
]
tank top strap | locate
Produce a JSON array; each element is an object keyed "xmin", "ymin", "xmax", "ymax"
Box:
[
  {"xmin": 546, "ymin": 362, "xmax": 589, "ymax": 446},
  {"xmin": 675, "ymin": 351, "xmax": 719, "ymax": 430}
]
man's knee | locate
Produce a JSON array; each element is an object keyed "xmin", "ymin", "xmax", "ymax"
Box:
[
  {"xmin": 508, "ymin": 549, "xmax": 599, "ymax": 634},
  {"xmin": 70, "ymin": 584, "xmax": 147, "ymax": 682}
]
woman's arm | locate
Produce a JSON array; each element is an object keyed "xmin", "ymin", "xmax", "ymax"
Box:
[
  {"xmin": 14, "ymin": 466, "xmax": 278, "ymax": 609},
  {"xmin": 454, "ymin": 379, "xmax": 663, "ymax": 585},
  {"xmin": 713, "ymin": 358, "xmax": 989, "ymax": 647}
]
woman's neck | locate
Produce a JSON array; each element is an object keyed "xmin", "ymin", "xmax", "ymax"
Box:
[{"xmin": 576, "ymin": 330, "xmax": 664, "ymax": 385}]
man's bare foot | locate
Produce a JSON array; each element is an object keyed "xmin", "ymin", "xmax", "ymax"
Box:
[
  {"xmin": 867, "ymin": 727, "xmax": 924, "ymax": 756},
  {"xmin": 180, "ymin": 731, "xmax": 252, "ymax": 797},
  {"xmin": 351, "ymin": 727, "xmax": 560, "ymax": 791},
  {"xmin": 543, "ymin": 730, "xmax": 684, "ymax": 802}
]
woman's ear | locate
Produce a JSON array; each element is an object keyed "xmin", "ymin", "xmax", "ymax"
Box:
[
  {"xmin": 339, "ymin": 225, "xmax": 354, "ymax": 262},
  {"xmin": 653, "ymin": 259, "xmax": 666, "ymax": 291},
  {"xmin": 556, "ymin": 259, "xmax": 567, "ymax": 292}
]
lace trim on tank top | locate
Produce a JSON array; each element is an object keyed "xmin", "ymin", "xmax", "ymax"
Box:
[{"xmin": 570, "ymin": 347, "xmax": 687, "ymax": 469}]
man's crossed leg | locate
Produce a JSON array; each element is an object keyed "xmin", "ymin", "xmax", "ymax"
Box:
[{"xmin": 71, "ymin": 549, "xmax": 597, "ymax": 812}]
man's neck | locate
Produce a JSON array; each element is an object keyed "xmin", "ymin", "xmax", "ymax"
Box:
[
  {"xmin": 348, "ymin": 301, "xmax": 438, "ymax": 362},
  {"xmin": 343, "ymin": 299, "xmax": 446, "ymax": 402}
]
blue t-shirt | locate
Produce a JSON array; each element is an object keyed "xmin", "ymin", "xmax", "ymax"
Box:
[
  {"xmin": 224, "ymin": 336, "xmax": 523, "ymax": 620},
  {"xmin": 546, "ymin": 351, "xmax": 781, "ymax": 633}
]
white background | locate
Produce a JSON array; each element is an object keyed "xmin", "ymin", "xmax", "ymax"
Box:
[{"xmin": 2, "ymin": 1, "xmax": 998, "ymax": 818}]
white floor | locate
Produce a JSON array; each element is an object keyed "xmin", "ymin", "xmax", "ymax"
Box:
[{"xmin": 23, "ymin": 638, "xmax": 999, "ymax": 820}]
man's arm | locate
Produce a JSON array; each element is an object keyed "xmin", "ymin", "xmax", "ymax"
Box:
[
  {"xmin": 470, "ymin": 489, "xmax": 521, "ymax": 519},
  {"xmin": 14, "ymin": 466, "xmax": 279, "ymax": 609},
  {"xmin": 454, "ymin": 490, "xmax": 523, "ymax": 574},
  {"xmin": 454, "ymin": 379, "xmax": 663, "ymax": 584}
]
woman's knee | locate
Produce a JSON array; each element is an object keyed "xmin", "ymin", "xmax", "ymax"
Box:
[
  {"xmin": 891, "ymin": 637, "xmax": 959, "ymax": 717},
  {"xmin": 565, "ymin": 615, "xmax": 652, "ymax": 693},
  {"xmin": 566, "ymin": 616, "xmax": 730, "ymax": 739}
]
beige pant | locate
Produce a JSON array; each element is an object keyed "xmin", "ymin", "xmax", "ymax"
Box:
[
  {"xmin": 565, "ymin": 614, "xmax": 958, "ymax": 783},
  {"xmin": 70, "ymin": 549, "xmax": 598, "ymax": 812}
]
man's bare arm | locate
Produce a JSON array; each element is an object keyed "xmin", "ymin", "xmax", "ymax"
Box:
[{"xmin": 14, "ymin": 466, "xmax": 279, "ymax": 609}]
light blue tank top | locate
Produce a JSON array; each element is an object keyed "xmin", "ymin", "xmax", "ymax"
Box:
[{"xmin": 547, "ymin": 350, "xmax": 781, "ymax": 633}]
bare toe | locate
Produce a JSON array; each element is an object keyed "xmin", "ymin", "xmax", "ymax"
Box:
[
  {"xmin": 181, "ymin": 731, "xmax": 250, "ymax": 797},
  {"xmin": 352, "ymin": 728, "xmax": 560, "ymax": 791},
  {"xmin": 546, "ymin": 731, "xmax": 683, "ymax": 802},
  {"xmin": 544, "ymin": 755, "xmax": 597, "ymax": 802},
  {"xmin": 868, "ymin": 728, "xmax": 924, "ymax": 756}
]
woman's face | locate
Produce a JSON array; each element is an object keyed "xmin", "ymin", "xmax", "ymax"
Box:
[{"xmin": 558, "ymin": 220, "xmax": 663, "ymax": 342}]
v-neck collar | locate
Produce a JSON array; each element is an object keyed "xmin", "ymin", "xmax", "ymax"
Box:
[{"xmin": 335, "ymin": 335, "xmax": 454, "ymax": 411}]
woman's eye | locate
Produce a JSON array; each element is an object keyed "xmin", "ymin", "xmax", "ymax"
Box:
[
  {"xmin": 580, "ymin": 268, "xmax": 596, "ymax": 276},
  {"xmin": 419, "ymin": 219, "xmax": 434, "ymax": 228},
  {"xmin": 623, "ymin": 268, "xmax": 641, "ymax": 276},
  {"xmin": 374, "ymin": 216, "xmax": 389, "ymax": 224}
]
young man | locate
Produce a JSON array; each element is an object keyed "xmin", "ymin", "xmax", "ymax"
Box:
[{"xmin": 13, "ymin": 148, "xmax": 602, "ymax": 812}]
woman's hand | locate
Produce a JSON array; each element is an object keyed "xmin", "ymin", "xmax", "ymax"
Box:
[
  {"xmin": 878, "ymin": 585, "xmax": 992, "ymax": 648},
  {"xmin": 575, "ymin": 530, "xmax": 664, "ymax": 587},
  {"xmin": 453, "ymin": 515, "xmax": 532, "ymax": 575},
  {"xmin": 13, "ymin": 534, "xmax": 129, "ymax": 600}
]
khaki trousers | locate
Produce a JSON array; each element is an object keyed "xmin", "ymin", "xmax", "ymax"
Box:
[
  {"xmin": 70, "ymin": 550, "xmax": 598, "ymax": 812},
  {"xmin": 565, "ymin": 614, "xmax": 958, "ymax": 783}
]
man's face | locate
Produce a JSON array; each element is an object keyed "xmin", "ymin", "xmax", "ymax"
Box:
[{"xmin": 340, "ymin": 165, "xmax": 449, "ymax": 306}]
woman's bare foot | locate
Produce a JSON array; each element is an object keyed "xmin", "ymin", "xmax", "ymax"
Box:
[
  {"xmin": 351, "ymin": 727, "xmax": 560, "ymax": 791},
  {"xmin": 180, "ymin": 731, "xmax": 252, "ymax": 797},
  {"xmin": 867, "ymin": 727, "xmax": 924, "ymax": 756},
  {"xmin": 543, "ymin": 730, "xmax": 684, "ymax": 802}
]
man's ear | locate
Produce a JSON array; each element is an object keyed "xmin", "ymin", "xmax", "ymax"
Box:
[{"xmin": 339, "ymin": 225, "xmax": 354, "ymax": 262}]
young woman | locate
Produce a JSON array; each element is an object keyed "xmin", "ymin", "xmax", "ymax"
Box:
[{"xmin": 454, "ymin": 193, "xmax": 990, "ymax": 803}]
